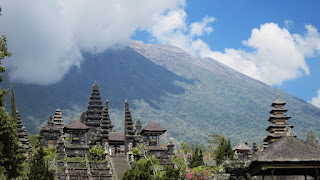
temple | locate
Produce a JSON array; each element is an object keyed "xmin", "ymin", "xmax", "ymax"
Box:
[
  {"xmin": 38, "ymin": 109, "xmax": 64, "ymax": 148},
  {"xmin": 263, "ymin": 95, "xmax": 295, "ymax": 147},
  {"xmin": 247, "ymin": 95, "xmax": 320, "ymax": 180},
  {"xmin": 82, "ymin": 81, "xmax": 104, "ymax": 143},
  {"xmin": 51, "ymin": 81, "xmax": 174, "ymax": 179},
  {"xmin": 16, "ymin": 110, "xmax": 32, "ymax": 158}
]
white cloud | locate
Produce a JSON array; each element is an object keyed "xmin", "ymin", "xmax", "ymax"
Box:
[
  {"xmin": 148, "ymin": 8, "xmax": 320, "ymax": 85},
  {"xmin": 284, "ymin": 20, "xmax": 293, "ymax": 30},
  {"xmin": 0, "ymin": 0, "xmax": 185, "ymax": 85},
  {"xmin": 148, "ymin": 9, "xmax": 215, "ymax": 58},
  {"xmin": 310, "ymin": 90, "xmax": 320, "ymax": 108}
]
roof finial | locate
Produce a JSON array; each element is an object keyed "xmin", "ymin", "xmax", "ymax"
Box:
[
  {"xmin": 276, "ymin": 94, "xmax": 280, "ymax": 99},
  {"xmin": 284, "ymin": 126, "xmax": 291, "ymax": 136}
]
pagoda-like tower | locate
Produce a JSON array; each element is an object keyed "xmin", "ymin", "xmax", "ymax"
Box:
[
  {"xmin": 124, "ymin": 100, "xmax": 134, "ymax": 153},
  {"xmin": 263, "ymin": 95, "xmax": 295, "ymax": 145},
  {"xmin": 16, "ymin": 110, "xmax": 32, "ymax": 153},
  {"xmin": 100, "ymin": 100, "xmax": 113, "ymax": 146},
  {"xmin": 53, "ymin": 108, "xmax": 63, "ymax": 128},
  {"xmin": 85, "ymin": 81, "xmax": 104, "ymax": 142}
]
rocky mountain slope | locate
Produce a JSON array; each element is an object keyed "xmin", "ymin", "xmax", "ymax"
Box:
[{"xmin": 4, "ymin": 41, "xmax": 320, "ymax": 145}]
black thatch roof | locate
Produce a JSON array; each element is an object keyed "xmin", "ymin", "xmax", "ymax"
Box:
[
  {"xmin": 233, "ymin": 142, "xmax": 252, "ymax": 151},
  {"xmin": 251, "ymin": 136, "xmax": 320, "ymax": 162},
  {"xmin": 142, "ymin": 121, "xmax": 166, "ymax": 133},
  {"xmin": 64, "ymin": 120, "xmax": 89, "ymax": 131},
  {"xmin": 109, "ymin": 132, "xmax": 125, "ymax": 142}
]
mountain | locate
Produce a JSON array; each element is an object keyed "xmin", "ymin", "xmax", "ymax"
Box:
[{"xmin": 4, "ymin": 41, "xmax": 320, "ymax": 145}]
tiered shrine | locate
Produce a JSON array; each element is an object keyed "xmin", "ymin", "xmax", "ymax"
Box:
[
  {"xmin": 263, "ymin": 95, "xmax": 295, "ymax": 147},
  {"xmin": 38, "ymin": 109, "xmax": 64, "ymax": 148}
]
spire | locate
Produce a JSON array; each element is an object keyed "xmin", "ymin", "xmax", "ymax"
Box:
[
  {"xmin": 100, "ymin": 100, "xmax": 113, "ymax": 144},
  {"xmin": 125, "ymin": 100, "xmax": 134, "ymax": 136},
  {"xmin": 264, "ymin": 95, "xmax": 295, "ymax": 145},
  {"xmin": 53, "ymin": 109, "xmax": 63, "ymax": 128},
  {"xmin": 85, "ymin": 81, "xmax": 103, "ymax": 126},
  {"xmin": 16, "ymin": 110, "xmax": 31, "ymax": 150}
]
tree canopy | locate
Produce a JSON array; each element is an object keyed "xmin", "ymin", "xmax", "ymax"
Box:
[
  {"xmin": 0, "ymin": 35, "xmax": 26, "ymax": 179},
  {"xmin": 189, "ymin": 146, "xmax": 204, "ymax": 168},
  {"xmin": 28, "ymin": 144, "xmax": 54, "ymax": 180}
]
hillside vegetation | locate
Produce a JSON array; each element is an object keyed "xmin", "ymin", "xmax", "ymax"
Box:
[{"xmin": 4, "ymin": 41, "xmax": 320, "ymax": 145}]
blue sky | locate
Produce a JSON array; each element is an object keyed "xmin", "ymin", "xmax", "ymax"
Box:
[{"xmin": 1, "ymin": 0, "xmax": 320, "ymax": 107}]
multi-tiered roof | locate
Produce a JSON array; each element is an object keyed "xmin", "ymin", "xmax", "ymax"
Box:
[
  {"xmin": 100, "ymin": 100, "xmax": 113, "ymax": 141},
  {"xmin": 263, "ymin": 95, "xmax": 295, "ymax": 145},
  {"xmin": 124, "ymin": 99, "xmax": 134, "ymax": 136},
  {"xmin": 53, "ymin": 108, "xmax": 63, "ymax": 128},
  {"xmin": 16, "ymin": 110, "xmax": 31, "ymax": 151},
  {"xmin": 85, "ymin": 81, "xmax": 103, "ymax": 128}
]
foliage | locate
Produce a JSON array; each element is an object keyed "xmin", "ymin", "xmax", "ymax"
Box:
[
  {"xmin": 122, "ymin": 158, "xmax": 155, "ymax": 180},
  {"xmin": 162, "ymin": 165, "xmax": 180, "ymax": 180},
  {"xmin": 179, "ymin": 141, "xmax": 192, "ymax": 153},
  {"xmin": 132, "ymin": 147, "xmax": 140, "ymax": 156},
  {"xmin": 215, "ymin": 136, "xmax": 234, "ymax": 165},
  {"xmin": 89, "ymin": 145, "xmax": 104, "ymax": 161},
  {"xmin": 208, "ymin": 134, "xmax": 224, "ymax": 147},
  {"xmin": 306, "ymin": 130, "xmax": 318, "ymax": 145},
  {"xmin": 29, "ymin": 134, "xmax": 39, "ymax": 149},
  {"xmin": 189, "ymin": 146, "xmax": 204, "ymax": 168},
  {"xmin": 10, "ymin": 84, "xmax": 17, "ymax": 121},
  {"xmin": 66, "ymin": 156, "xmax": 85, "ymax": 162},
  {"xmin": 172, "ymin": 156, "xmax": 188, "ymax": 176},
  {"xmin": 28, "ymin": 144, "xmax": 54, "ymax": 180},
  {"xmin": 186, "ymin": 166, "xmax": 222, "ymax": 180},
  {"xmin": 44, "ymin": 145, "xmax": 57, "ymax": 161},
  {"xmin": 0, "ymin": 35, "xmax": 26, "ymax": 179}
]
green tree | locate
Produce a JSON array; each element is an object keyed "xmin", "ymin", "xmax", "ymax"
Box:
[
  {"xmin": 122, "ymin": 158, "xmax": 154, "ymax": 180},
  {"xmin": 10, "ymin": 84, "xmax": 17, "ymax": 121},
  {"xmin": 89, "ymin": 145, "xmax": 104, "ymax": 161},
  {"xmin": 306, "ymin": 130, "xmax": 317, "ymax": 145},
  {"xmin": 29, "ymin": 134, "xmax": 39, "ymax": 149},
  {"xmin": 215, "ymin": 136, "xmax": 234, "ymax": 164},
  {"xmin": 0, "ymin": 35, "xmax": 26, "ymax": 179},
  {"xmin": 208, "ymin": 134, "xmax": 224, "ymax": 146},
  {"xmin": 163, "ymin": 165, "xmax": 180, "ymax": 180},
  {"xmin": 172, "ymin": 156, "xmax": 187, "ymax": 177},
  {"xmin": 189, "ymin": 146, "xmax": 204, "ymax": 168},
  {"xmin": 28, "ymin": 144, "xmax": 54, "ymax": 180},
  {"xmin": 180, "ymin": 141, "xmax": 192, "ymax": 153}
]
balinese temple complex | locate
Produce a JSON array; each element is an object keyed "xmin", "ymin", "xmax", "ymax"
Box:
[
  {"xmin": 37, "ymin": 81, "xmax": 175, "ymax": 180},
  {"xmin": 19, "ymin": 81, "xmax": 320, "ymax": 180},
  {"xmin": 247, "ymin": 96, "xmax": 320, "ymax": 180}
]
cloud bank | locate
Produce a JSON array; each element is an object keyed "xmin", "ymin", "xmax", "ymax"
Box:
[
  {"xmin": 0, "ymin": 0, "xmax": 185, "ymax": 85},
  {"xmin": 148, "ymin": 9, "xmax": 320, "ymax": 86},
  {"xmin": 310, "ymin": 90, "xmax": 320, "ymax": 108}
]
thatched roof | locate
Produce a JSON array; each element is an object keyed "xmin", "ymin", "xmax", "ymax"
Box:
[
  {"xmin": 109, "ymin": 132, "xmax": 125, "ymax": 142},
  {"xmin": 142, "ymin": 121, "xmax": 166, "ymax": 133},
  {"xmin": 251, "ymin": 136, "xmax": 320, "ymax": 162},
  {"xmin": 64, "ymin": 120, "xmax": 89, "ymax": 131},
  {"xmin": 233, "ymin": 142, "xmax": 251, "ymax": 151}
]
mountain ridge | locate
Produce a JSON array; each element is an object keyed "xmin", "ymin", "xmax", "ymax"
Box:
[{"xmin": 3, "ymin": 41, "xmax": 320, "ymax": 145}]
